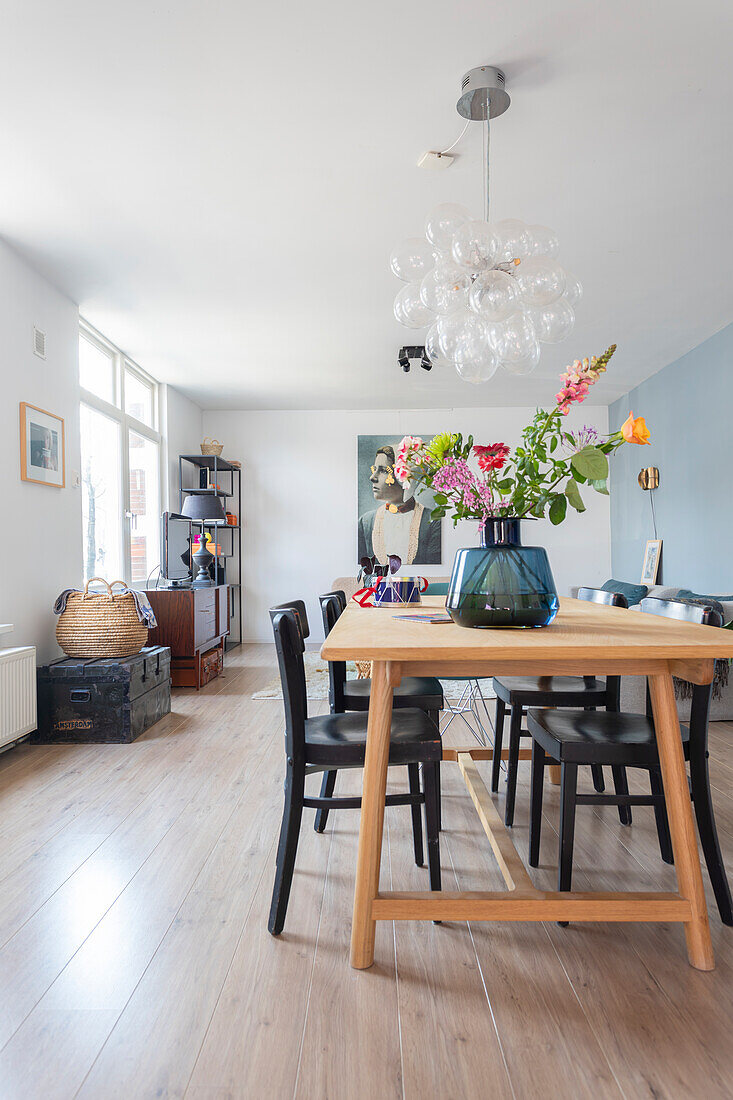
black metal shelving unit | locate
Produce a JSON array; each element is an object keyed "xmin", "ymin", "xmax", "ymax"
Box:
[{"xmin": 178, "ymin": 454, "xmax": 242, "ymax": 649}]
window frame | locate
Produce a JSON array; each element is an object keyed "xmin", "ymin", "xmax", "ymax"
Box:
[{"xmin": 79, "ymin": 319, "xmax": 163, "ymax": 587}]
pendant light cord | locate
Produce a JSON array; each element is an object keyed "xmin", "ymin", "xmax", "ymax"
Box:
[
  {"xmin": 483, "ymin": 116, "xmax": 491, "ymax": 223},
  {"xmin": 438, "ymin": 118, "xmax": 471, "ymax": 155}
]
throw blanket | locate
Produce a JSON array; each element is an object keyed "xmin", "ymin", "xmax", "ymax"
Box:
[
  {"xmin": 53, "ymin": 587, "xmax": 158, "ymax": 629},
  {"xmin": 673, "ymin": 597, "xmax": 729, "ymax": 701}
]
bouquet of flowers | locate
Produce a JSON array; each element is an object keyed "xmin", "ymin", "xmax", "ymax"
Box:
[{"xmin": 395, "ymin": 345, "xmax": 650, "ymax": 526}]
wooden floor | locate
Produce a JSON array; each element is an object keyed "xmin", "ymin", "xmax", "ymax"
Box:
[{"xmin": 1, "ymin": 644, "xmax": 733, "ymax": 1099}]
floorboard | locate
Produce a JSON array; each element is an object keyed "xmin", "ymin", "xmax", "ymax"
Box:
[{"xmin": 0, "ymin": 645, "xmax": 731, "ymax": 1100}]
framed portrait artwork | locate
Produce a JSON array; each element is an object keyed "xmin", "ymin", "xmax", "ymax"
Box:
[
  {"xmin": 641, "ymin": 538, "xmax": 662, "ymax": 585},
  {"xmin": 19, "ymin": 402, "xmax": 65, "ymax": 488},
  {"xmin": 357, "ymin": 434, "xmax": 441, "ymax": 566}
]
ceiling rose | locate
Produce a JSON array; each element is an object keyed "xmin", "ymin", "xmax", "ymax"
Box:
[{"xmin": 391, "ymin": 66, "xmax": 582, "ymax": 384}]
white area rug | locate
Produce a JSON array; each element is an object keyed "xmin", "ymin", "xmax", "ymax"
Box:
[{"xmin": 252, "ymin": 650, "xmax": 495, "ymax": 703}]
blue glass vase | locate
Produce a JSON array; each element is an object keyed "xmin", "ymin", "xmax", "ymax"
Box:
[{"xmin": 446, "ymin": 518, "xmax": 559, "ymax": 629}]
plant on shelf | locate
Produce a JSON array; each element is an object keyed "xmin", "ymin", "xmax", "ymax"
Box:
[{"xmin": 396, "ymin": 345, "xmax": 650, "ymax": 527}]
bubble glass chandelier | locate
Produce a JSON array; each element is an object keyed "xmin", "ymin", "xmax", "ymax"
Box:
[{"xmin": 391, "ymin": 66, "xmax": 582, "ymax": 384}]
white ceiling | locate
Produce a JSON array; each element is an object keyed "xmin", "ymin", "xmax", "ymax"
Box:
[{"xmin": 1, "ymin": 0, "xmax": 731, "ymax": 410}]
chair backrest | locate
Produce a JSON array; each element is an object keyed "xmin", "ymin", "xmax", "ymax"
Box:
[
  {"xmin": 639, "ymin": 597, "xmax": 722, "ymax": 735},
  {"xmin": 270, "ymin": 599, "xmax": 310, "ymax": 640},
  {"xmin": 577, "ymin": 587, "xmax": 627, "ymax": 699},
  {"xmin": 319, "ymin": 592, "xmax": 347, "ymax": 712},
  {"xmin": 425, "ymin": 581, "xmax": 449, "ymax": 595},
  {"xmin": 578, "ymin": 586, "xmax": 628, "ymax": 608},
  {"xmin": 269, "ymin": 604, "xmax": 308, "ymax": 764}
]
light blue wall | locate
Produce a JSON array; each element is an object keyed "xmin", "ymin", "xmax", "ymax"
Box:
[{"xmin": 609, "ymin": 323, "xmax": 733, "ymax": 592}]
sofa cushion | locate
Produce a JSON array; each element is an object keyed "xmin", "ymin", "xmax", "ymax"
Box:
[{"xmin": 601, "ymin": 579, "xmax": 649, "ymax": 605}]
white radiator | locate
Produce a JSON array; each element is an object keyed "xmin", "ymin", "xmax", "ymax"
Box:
[{"xmin": 0, "ymin": 647, "xmax": 37, "ymax": 748}]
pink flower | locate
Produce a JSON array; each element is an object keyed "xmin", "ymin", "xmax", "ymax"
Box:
[{"xmin": 395, "ymin": 435, "xmax": 423, "ymax": 485}]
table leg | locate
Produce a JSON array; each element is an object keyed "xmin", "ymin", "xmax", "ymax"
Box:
[
  {"xmin": 548, "ymin": 765, "xmax": 561, "ymax": 786},
  {"xmin": 648, "ymin": 671, "xmax": 714, "ymax": 970},
  {"xmin": 350, "ymin": 659, "xmax": 394, "ymax": 969}
]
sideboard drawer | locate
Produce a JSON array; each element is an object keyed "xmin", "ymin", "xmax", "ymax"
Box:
[
  {"xmin": 193, "ymin": 589, "xmax": 216, "ymax": 615},
  {"xmin": 195, "ymin": 611, "xmax": 216, "ymax": 647}
]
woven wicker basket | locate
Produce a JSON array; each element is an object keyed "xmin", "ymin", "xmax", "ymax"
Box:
[
  {"xmin": 200, "ymin": 437, "xmax": 224, "ymax": 456},
  {"xmin": 56, "ymin": 578, "xmax": 149, "ymax": 658}
]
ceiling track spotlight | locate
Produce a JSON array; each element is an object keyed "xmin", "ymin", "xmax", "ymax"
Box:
[
  {"xmin": 391, "ymin": 65, "xmax": 582, "ymax": 385},
  {"xmin": 398, "ymin": 345, "xmax": 431, "ymax": 373}
]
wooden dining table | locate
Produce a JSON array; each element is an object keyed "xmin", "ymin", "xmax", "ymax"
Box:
[{"xmin": 321, "ymin": 595, "xmax": 733, "ymax": 971}]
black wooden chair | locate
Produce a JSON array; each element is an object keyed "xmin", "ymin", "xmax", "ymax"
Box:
[
  {"xmin": 268, "ymin": 602, "xmax": 441, "ymax": 935},
  {"xmin": 318, "ymin": 591, "xmax": 444, "ymax": 832},
  {"xmin": 491, "ymin": 587, "xmax": 629, "ymax": 827},
  {"xmin": 526, "ymin": 597, "xmax": 733, "ymax": 926}
]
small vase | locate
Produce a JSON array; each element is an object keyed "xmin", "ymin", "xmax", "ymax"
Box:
[{"xmin": 446, "ymin": 517, "xmax": 559, "ymax": 628}]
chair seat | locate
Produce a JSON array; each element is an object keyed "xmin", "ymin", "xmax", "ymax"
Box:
[
  {"xmin": 305, "ymin": 708, "xmax": 443, "ymax": 767},
  {"xmin": 494, "ymin": 675, "xmax": 607, "ymax": 707},
  {"xmin": 527, "ymin": 708, "xmax": 691, "ymax": 765},
  {"xmin": 343, "ymin": 676, "xmax": 443, "ymax": 712}
]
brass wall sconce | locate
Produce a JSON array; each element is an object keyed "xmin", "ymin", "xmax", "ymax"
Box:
[{"xmin": 638, "ymin": 466, "xmax": 660, "ymax": 491}]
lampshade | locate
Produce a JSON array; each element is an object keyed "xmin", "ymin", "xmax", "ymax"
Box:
[{"xmin": 181, "ymin": 492, "xmax": 227, "ymax": 523}]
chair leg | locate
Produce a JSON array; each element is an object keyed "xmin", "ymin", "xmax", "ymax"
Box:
[
  {"xmin": 491, "ymin": 696, "xmax": 506, "ymax": 792},
  {"xmin": 649, "ymin": 766, "xmax": 674, "ymax": 865},
  {"xmin": 558, "ymin": 762, "xmax": 578, "ymax": 903},
  {"xmin": 429, "ymin": 709, "xmax": 442, "ymax": 831},
  {"xmin": 313, "ymin": 769, "xmax": 337, "ymax": 833},
  {"xmin": 504, "ymin": 703, "xmax": 523, "ymax": 827},
  {"xmin": 529, "ymin": 740, "xmax": 546, "ymax": 867},
  {"xmin": 269, "ymin": 763, "xmax": 305, "ymax": 935},
  {"xmin": 408, "ymin": 763, "xmax": 424, "ymax": 868},
  {"xmin": 590, "ymin": 764, "xmax": 606, "ymax": 793},
  {"xmin": 689, "ymin": 741, "xmax": 733, "ymax": 925},
  {"xmin": 611, "ymin": 765, "xmax": 633, "ymax": 826},
  {"xmin": 422, "ymin": 761, "xmax": 442, "ymax": 892}
]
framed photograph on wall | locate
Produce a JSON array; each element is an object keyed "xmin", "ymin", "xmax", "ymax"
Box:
[
  {"xmin": 19, "ymin": 402, "xmax": 65, "ymax": 488},
  {"xmin": 641, "ymin": 538, "xmax": 662, "ymax": 585},
  {"xmin": 357, "ymin": 435, "xmax": 441, "ymax": 566}
]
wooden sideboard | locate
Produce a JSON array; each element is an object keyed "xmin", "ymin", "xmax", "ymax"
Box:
[{"xmin": 145, "ymin": 586, "xmax": 229, "ymax": 690}]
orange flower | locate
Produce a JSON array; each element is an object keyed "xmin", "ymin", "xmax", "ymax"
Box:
[{"xmin": 621, "ymin": 411, "xmax": 650, "ymax": 446}]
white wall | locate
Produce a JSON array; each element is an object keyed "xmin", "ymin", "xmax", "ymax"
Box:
[
  {"xmin": 202, "ymin": 405, "xmax": 612, "ymax": 642},
  {"xmin": 160, "ymin": 383, "xmax": 203, "ymax": 509},
  {"xmin": 0, "ymin": 238, "xmax": 82, "ymax": 663}
]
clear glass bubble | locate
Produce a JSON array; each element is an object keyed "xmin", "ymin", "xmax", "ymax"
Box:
[
  {"xmin": 469, "ymin": 269, "xmax": 520, "ymax": 321},
  {"xmin": 533, "ymin": 299, "xmax": 575, "ymax": 343},
  {"xmin": 424, "ymin": 321, "xmax": 452, "ymax": 368},
  {"xmin": 420, "ymin": 263, "xmax": 470, "ymax": 315},
  {"xmin": 394, "ymin": 283, "xmax": 434, "ymax": 328},
  {"xmin": 455, "ymin": 344, "xmax": 499, "ymax": 384},
  {"xmin": 425, "ymin": 203, "xmax": 472, "ymax": 252},
  {"xmin": 527, "ymin": 224, "xmax": 560, "ymax": 258},
  {"xmin": 438, "ymin": 309, "xmax": 487, "ymax": 363},
  {"xmin": 451, "ymin": 220, "xmax": 498, "ymax": 271},
  {"xmin": 491, "ymin": 310, "xmax": 538, "ymax": 363},
  {"xmin": 494, "ymin": 218, "xmax": 534, "ymax": 262},
  {"xmin": 502, "ymin": 341, "xmax": 541, "ymax": 375},
  {"xmin": 389, "ymin": 237, "xmax": 436, "ymax": 283},
  {"xmin": 516, "ymin": 257, "xmax": 566, "ymax": 307},
  {"xmin": 563, "ymin": 272, "xmax": 583, "ymax": 308}
]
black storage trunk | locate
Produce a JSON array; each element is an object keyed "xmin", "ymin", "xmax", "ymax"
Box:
[{"xmin": 34, "ymin": 646, "xmax": 172, "ymax": 744}]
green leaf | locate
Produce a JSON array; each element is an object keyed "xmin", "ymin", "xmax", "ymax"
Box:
[
  {"xmin": 571, "ymin": 445, "xmax": 609, "ymax": 481},
  {"xmin": 550, "ymin": 436, "xmax": 558, "ymax": 453},
  {"xmin": 591, "ymin": 478, "xmax": 610, "ymax": 496},
  {"xmin": 565, "ymin": 478, "xmax": 585, "ymax": 513},
  {"xmin": 496, "ymin": 478, "xmax": 514, "ymax": 493},
  {"xmin": 549, "ymin": 494, "xmax": 567, "ymax": 525},
  {"xmin": 431, "ymin": 507, "xmax": 445, "ymax": 521},
  {"xmin": 433, "ymin": 492, "xmax": 448, "ymax": 505}
]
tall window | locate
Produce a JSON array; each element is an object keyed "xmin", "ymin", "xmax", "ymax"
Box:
[{"xmin": 79, "ymin": 321, "xmax": 161, "ymax": 587}]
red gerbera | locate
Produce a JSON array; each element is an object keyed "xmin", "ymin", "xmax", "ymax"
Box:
[{"xmin": 473, "ymin": 443, "xmax": 510, "ymax": 472}]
